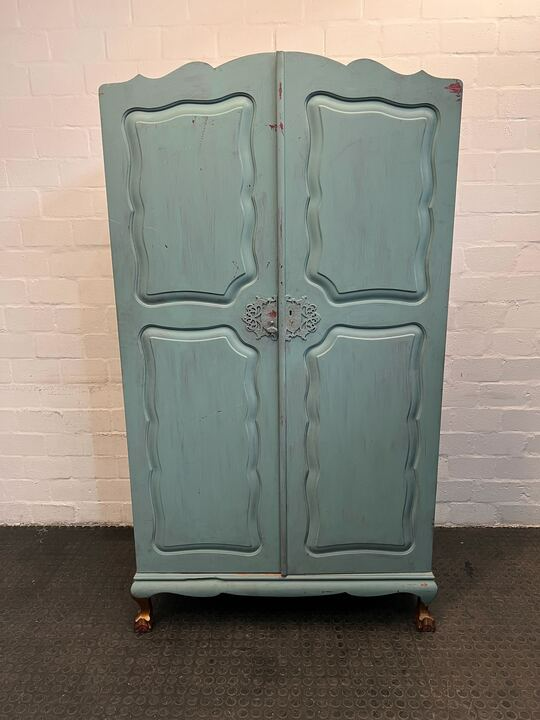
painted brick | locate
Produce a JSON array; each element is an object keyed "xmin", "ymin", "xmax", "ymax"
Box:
[
  {"xmin": 0, "ymin": 64, "xmax": 31, "ymax": 95},
  {"xmin": 2, "ymin": 0, "xmax": 19, "ymax": 27},
  {"xmin": 502, "ymin": 411, "xmax": 540, "ymax": 432},
  {"xmin": 0, "ymin": 31, "xmax": 50, "ymax": 62},
  {"xmin": 365, "ymin": 0, "xmax": 420, "ymax": 19},
  {"xmin": 0, "ymin": 189, "xmax": 40, "ymax": 218},
  {"xmin": 78, "ymin": 278, "xmax": 115, "ymax": 304},
  {"xmin": 446, "ymin": 502, "xmax": 499, "ymax": 526},
  {"xmin": 21, "ymin": 219, "xmax": 73, "ymax": 247},
  {"xmin": 1, "ymin": 8, "xmax": 540, "ymax": 529},
  {"xmin": 326, "ymin": 24, "xmax": 382, "ymax": 56},
  {"xmin": 52, "ymin": 97, "xmax": 101, "ymax": 127},
  {"xmin": 422, "ymin": 0, "xmax": 499, "ymax": 18},
  {"xmin": 19, "ymin": 0, "xmax": 74, "ymax": 28},
  {"xmin": 245, "ymin": 0, "xmax": 303, "ymax": 24},
  {"xmin": 41, "ymin": 189, "xmax": 95, "ymax": 218},
  {"xmin": 132, "ymin": 0, "xmax": 188, "ymax": 25},
  {"xmin": 276, "ymin": 27, "xmax": 325, "ymax": 54},
  {"xmin": 0, "ymin": 251, "xmax": 48, "ymax": 278},
  {"xmin": 496, "ymin": 152, "xmax": 540, "ymax": 182},
  {"xmin": 0, "ymin": 130, "xmax": 36, "ymax": 159},
  {"xmin": 499, "ymin": 20, "xmax": 540, "ymax": 52},
  {"xmin": 50, "ymin": 249, "xmax": 111, "ymax": 278},
  {"xmin": 6, "ymin": 159, "xmax": 60, "ymax": 188},
  {"xmin": 382, "ymin": 23, "xmax": 439, "ymax": 55},
  {"xmin": 105, "ymin": 28, "xmax": 161, "ymax": 61},
  {"xmin": 61, "ymin": 359, "xmax": 108, "ymax": 384},
  {"xmin": 31, "ymin": 503, "xmax": 76, "ymax": 523},
  {"xmin": 0, "ymin": 281, "xmax": 26, "ymax": 305},
  {"xmin": 477, "ymin": 56, "xmax": 540, "ymax": 87},
  {"xmin": 516, "ymin": 245, "xmax": 540, "ymax": 272},
  {"xmin": 48, "ymin": 29, "xmax": 106, "ymax": 62},
  {"xmin": 162, "ymin": 27, "xmax": 216, "ymax": 60},
  {"xmin": 463, "ymin": 88, "xmax": 498, "ymax": 118},
  {"xmin": 75, "ymin": 0, "xmax": 132, "ymax": 27},
  {"xmin": 11, "ymin": 360, "xmax": 60, "ymax": 384},
  {"xmin": 440, "ymin": 22, "xmax": 498, "ymax": 53},
  {"xmin": 491, "ymin": 331, "xmax": 537, "ymax": 356},
  {"xmin": 36, "ymin": 334, "xmax": 84, "ymax": 358},
  {"xmin": 54, "ymin": 307, "xmax": 108, "ymax": 333},
  {"xmin": 470, "ymin": 120, "xmax": 528, "ymax": 151},
  {"xmin": 498, "ymin": 90, "xmax": 540, "ymax": 118},
  {"xmin": 464, "ymin": 245, "xmax": 519, "ymax": 273},
  {"xmin": 217, "ymin": 26, "xmax": 274, "ymax": 56},
  {"xmin": 0, "ymin": 334, "xmax": 34, "ymax": 358},
  {"xmin": 497, "ymin": 504, "xmax": 540, "ymax": 525},
  {"xmin": 526, "ymin": 122, "xmax": 540, "ymax": 149},
  {"xmin": 28, "ymin": 278, "xmax": 79, "ymax": 304},
  {"xmin": 5, "ymin": 307, "xmax": 55, "ymax": 333},
  {"xmin": 35, "ymin": 128, "xmax": 90, "ymax": 159}
]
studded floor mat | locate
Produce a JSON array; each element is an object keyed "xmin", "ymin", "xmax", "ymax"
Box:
[{"xmin": 0, "ymin": 526, "xmax": 538, "ymax": 719}]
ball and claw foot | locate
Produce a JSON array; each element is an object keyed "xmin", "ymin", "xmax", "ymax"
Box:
[
  {"xmin": 416, "ymin": 598, "xmax": 436, "ymax": 632},
  {"xmin": 133, "ymin": 597, "xmax": 152, "ymax": 634}
]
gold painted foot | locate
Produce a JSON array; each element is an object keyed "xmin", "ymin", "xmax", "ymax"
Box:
[
  {"xmin": 133, "ymin": 597, "xmax": 152, "ymax": 634},
  {"xmin": 416, "ymin": 598, "xmax": 436, "ymax": 632}
]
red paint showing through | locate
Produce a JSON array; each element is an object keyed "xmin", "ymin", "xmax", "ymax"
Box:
[{"xmin": 445, "ymin": 81, "xmax": 462, "ymax": 101}]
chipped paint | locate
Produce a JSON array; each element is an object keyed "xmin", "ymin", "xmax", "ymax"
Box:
[
  {"xmin": 268, "ymin": 122, "xmax": 278, "ymax": 131},
  {"xmin": 445, "ymin": 81, "xmax": 462, "ymax": 102},
  {"xmin": 279, "ymin": 121, "xmax": 284, "ymax": 133},
  {"xmin": 278, "ymin": 81, "xmax": 282, "ymax": 100}
]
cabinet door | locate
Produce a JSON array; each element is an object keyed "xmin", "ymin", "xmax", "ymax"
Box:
[
  {"xmin": 100, "ymin": 55, "xmax": 280, "ymax": 573},
  {"xmin": 281, "ymin": 54, "xmax": 461, "ymax": 574}
]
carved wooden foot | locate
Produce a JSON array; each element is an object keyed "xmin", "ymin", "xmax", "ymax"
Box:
[
  {"xmin": 133, "ymin": 596, "xmax": 152, "ymax": 634},
  {"xmin": 416, "ymin": 598, "xmax": 436, "ymax": 632}
]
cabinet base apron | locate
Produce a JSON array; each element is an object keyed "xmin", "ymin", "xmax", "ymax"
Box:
[{"xmin": 131, "ymin": 573, "xmax": 437, "ymax": 632}]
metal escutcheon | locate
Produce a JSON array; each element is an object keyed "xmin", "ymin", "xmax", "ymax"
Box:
[{"xmin": 241, "ymin": 296, "xmax": 320, "ymax": 341}]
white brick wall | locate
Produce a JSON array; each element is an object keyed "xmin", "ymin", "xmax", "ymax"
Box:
[{"xmin": 0, "ymin": 0, "xmax": 539, "ymax": 526}]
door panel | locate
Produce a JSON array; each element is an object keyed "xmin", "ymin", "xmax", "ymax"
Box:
[
  {"xmin": 305, "ymin": 326, "xmax": 423, "ymax": 555},
  {"xmin": 124, "ymin": 96, "xmax": 256, "ymax": 303},
  {"xmin": 282, "ymin": 54, "xmax": 461, "ymax": 574},
  {"xmin": 306, "ymin": 96, "xmax": 436, "ymax": 301},
  {"xmin": 100, "ymin": 55, "xmax": 280, "ymax": 573},
  {"xmin": 141, "ymin": 327, "xmax": 261, "ymax": 554}
]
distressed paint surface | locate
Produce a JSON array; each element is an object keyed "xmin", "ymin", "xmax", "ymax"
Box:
[
  {"xmin": 100, "ymin": 53, "xmax": 461, "ymax": 592},
  {"xmin": 100, "ymin": 55, "xmax": 280, "ymax": 573},
  {"xmin": 282, "ymin": 54, "xmax": 461, "ymax": 576}
]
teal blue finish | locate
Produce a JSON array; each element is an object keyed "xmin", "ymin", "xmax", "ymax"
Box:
[
  {"xmin": 100, "ymin": 54, "xmax": 281, "ymax": 573},
  {"xmin": 100, "ymin": 53, "xmax": 462, "ymax": 602},
  {"xmin": 282, "ymin": 54, "xmax": 461, "ymax": 577}
]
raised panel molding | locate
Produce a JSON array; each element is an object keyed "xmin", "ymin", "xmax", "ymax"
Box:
[
  {"xmin": 124, "ymin": 95, "xmax": 257, "ymax": 304},
  {"xmin": 306, "ymin": 95, "xmax": 437, "ymax": 303},
  {"xmin": 140, "ymin": 326, "xmax": 262, "ymax": 554},
  {"xmin": 304, "ymin": 325, "xmax": 424, "ymax": 555}
]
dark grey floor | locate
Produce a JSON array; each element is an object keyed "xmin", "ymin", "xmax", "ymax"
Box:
[{"xmin": 1, "ymin": 527, "xmax": 539, "ymax": 719}]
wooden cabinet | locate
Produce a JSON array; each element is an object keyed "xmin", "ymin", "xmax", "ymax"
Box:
[{"xmin": 99, "ymin": 52, "xmax": 462, "ymax": 632}]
